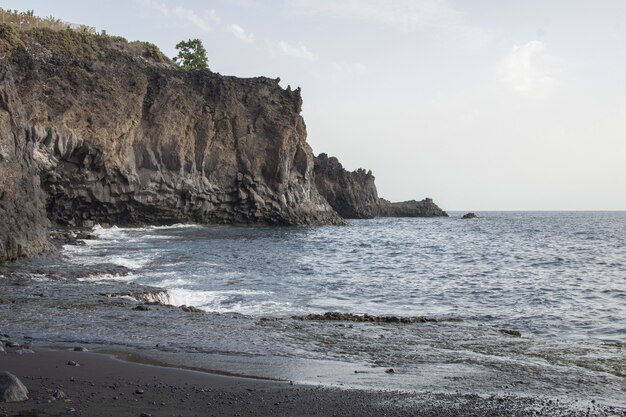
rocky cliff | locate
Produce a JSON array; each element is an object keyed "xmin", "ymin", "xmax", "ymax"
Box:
[
  {"xmin": 314, "ymin": 153, "xmax": 447, "ymax": 218},
  {"xmin": 0, "ymin": 26, "xmax": 342, "ymax": 261},
  {"xmin": 313, "ymin": 153, "xmax": 379, "ymax": 219}
]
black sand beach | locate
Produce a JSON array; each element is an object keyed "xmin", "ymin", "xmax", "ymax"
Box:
[{"xmin": 1, "ymin": 346, "xmax": 623, "ymax": 417}]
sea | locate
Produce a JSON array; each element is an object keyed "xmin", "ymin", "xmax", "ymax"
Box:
[{"xmin": 1, "ymin": 212, "xmax": 625, "ymax": 405}]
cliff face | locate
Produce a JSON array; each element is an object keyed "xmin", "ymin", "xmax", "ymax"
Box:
[
  {"xmin": 313, "ymin": 153, "xmax": 379, "ymax": 219},
  {"xmin": 0, "ymin": 27, "xmax": 342, "ymax": 261},
  {"xmin": 0, "ymin": 62, "xmax": 52, "ymax": 260},
  {"xmin": 314, "ymin": 153, "xmax": 447, "ymax": 218}
]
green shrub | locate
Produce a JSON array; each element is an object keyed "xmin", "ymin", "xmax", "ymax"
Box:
[
  {"xmin": 0, "ymin": 24, "xmax": 25, "ymax": 54},
  {"xmin": 28, "ymin": 27, "xmax": 100, "ymax": 60},
  {"xmin": 130, "ymin": 40, "xmax": 164, "ymax": 62}
]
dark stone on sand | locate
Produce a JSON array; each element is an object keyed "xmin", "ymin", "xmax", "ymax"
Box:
[
  {"xmin": 67, "ymin": 360, "xmax": 80, "ymax": 367},
  {"xmin": 73, "ymin": 346, "xmax": 88, "ymax": 352},
  {"xmin": 0, "ymin": 371, "xmax": 29, "ymax": 402},
  {"xmin": 5, "ymin": 341, "xmax": 19, "ymax": 348},
  {"xmin": 499, "ymin": 329, "xmax": 522, "ymax": 337},
  {"xmin": 133, "ymin": 305, "xmax": 151, "ymax": 311},
  {"xmin": 52, "ymin": 389, "xmax": 66, "ymax": 399},
  {"xmin": 385, "ymin": 368, "xmax": 395, "ymax": 374},
  {"xmin": 462, "ymin": 212, "xmax": 478, "ymax": 219},
  {"xmin": 292, "ymin": 311, "xmax": 462, "ymax": 324},
  {"xmin": 135, "ymin": 389, "xmax": 144, "ymax": 394}
]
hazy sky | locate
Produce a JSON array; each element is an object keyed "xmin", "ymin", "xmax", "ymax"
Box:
[{"xmin": 5, "ymin": 0, "xmax": 626, "ymax": 210}]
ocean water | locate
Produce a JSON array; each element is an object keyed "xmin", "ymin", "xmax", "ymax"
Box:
[
  {"xmin": 1, "ymin": 212, "xmax": 625, "ymax": 403},
  {"xmin": 65, "ymin": 211, "xmax": 626, "ymax": 342}
]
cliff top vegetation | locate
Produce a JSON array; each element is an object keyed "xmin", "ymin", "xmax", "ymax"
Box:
[{"xmin": 0, "ymin": 8, "xmax": 165, "ymax": 63}]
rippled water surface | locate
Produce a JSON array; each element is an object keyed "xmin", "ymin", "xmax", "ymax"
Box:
[
  {"xmin": 2, "ymin": 212, "xmax": 625, "ymax": 404},
  {"xmin": 66, "ymin": 211, "xmax": 626, "ymax": 342}
]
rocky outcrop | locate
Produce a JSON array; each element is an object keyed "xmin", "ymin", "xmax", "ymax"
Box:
[
  {"xmin": 292, "ymin": 312, "xmax": 462, "ymax": 323},
  {"xmin": 0, "ymin": 27, "xmax": 342, "ymax": 260},
  {"xmin": 378, "ymin": 198, "xmax": 448, "ymax": 218},
  {"xmin": 313, "ymin": 153, "xmax": 379, "ymax": 219},
  {"xmin": 462, "ymin": 212, "xmax": 478, "ymax": 219},
  {"xmin": 314, "ymin": 154, "xmax": 447, "ymax": 218}
]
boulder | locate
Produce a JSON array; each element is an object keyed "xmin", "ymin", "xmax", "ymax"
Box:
[{"xmin": 0, "ymin": 371, "xmax": 29, "ymax": 402}]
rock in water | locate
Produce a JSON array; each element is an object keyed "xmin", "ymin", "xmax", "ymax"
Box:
[
  {"xmin": 462, "ymin": 212, "xmax": 478, "ymax": 219},
  {"xmin": 0, "ymin": 372, "xmax": 29, "ymax": 402}
]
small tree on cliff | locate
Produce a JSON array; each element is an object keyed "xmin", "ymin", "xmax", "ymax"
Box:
[{"xmin": 173, "ymin": 38, "xmax": 208, "ymax": 70}]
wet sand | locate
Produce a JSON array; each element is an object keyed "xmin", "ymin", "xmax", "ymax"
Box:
[{"xmin": 1, "ymin": 347, "xmax": 623, "ymax": 417}]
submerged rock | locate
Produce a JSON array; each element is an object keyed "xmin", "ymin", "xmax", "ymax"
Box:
[
  {"xmin": 180, "ymin": 305, "xmax": 203, "ymax": 313},
  {"xmin": 0, "ymin": 371, "xmax": 29, "ymax": 402},
  {"xmin": 499, "ymin": 329, "xmax": 522, "ymax": 337}
]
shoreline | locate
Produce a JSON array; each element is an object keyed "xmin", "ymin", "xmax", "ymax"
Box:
[{"xmin": 1, "ymin": 346, "xmax": 622, "ymax": 417}]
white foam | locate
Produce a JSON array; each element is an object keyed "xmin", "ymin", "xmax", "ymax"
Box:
[
  {"xmin": 77, "ymin": 273, "xmax": 136, "ymax": 283},
  {"xmin": 105, "ymin": 255, "xmax": 152, "ymax": 270},
  {"xmin": 168, "ymin": 288, "xmax": 226, "ymax": 309},
  {"xmin": 167, "ymin": 288, "xmax": 290, "ymax": 314}
]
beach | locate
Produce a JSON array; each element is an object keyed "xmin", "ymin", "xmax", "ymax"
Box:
[{"xmin": 2, "ymin": 346, "xmax": 622, "ymax": 417}]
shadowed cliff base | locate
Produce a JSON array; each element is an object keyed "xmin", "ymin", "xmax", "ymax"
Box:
[{"xmin": 314, "ymin": 153, "xmax": 447, "ymax": 219}]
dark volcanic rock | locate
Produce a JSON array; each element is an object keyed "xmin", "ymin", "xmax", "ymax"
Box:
[
  {"xmin": 292, "ymin": 311, "xmax": 462, "ymax": 324},
  {"xmin": 0, "ymin": 27, "xmax": 343, "ymax": 260},
  {"xmin": 0, "ymin": 61, "xmax": 54, "ymax": 262},
  {"xmin": 378, "ymin": 198, "xmax": 448, "ymax": 218},
  {"xmin": 313, "ymin": 153, "xmax": 379, "ymax": 219},
  {"xmin": 462, "ymin": 212, "xmax": 478, "ymax": 219},
  {"xmin": 314, "ymin": 154, "xmax": 447, "ymax": 218}
]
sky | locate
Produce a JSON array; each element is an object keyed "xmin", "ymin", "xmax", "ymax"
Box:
[{"xmin": 3, "ymin": 0, "xmax": 626, "ymax": 210}]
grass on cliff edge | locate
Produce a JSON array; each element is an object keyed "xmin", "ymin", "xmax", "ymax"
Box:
[{"xmin": 0, "ymin": 23, "xmax": 165, "ymax": 63}]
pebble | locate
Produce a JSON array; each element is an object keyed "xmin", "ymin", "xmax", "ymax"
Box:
[
  {"xmin": 136, "ymin": 389, "xmax": 144, "ymax": 394},
  {"xmin": 67, "ymin": 360, "xmax": 80, "ymax": 367},
  {"xmin": 73, "ymin": 346, "xmax": 88, "ymax": 352},
  {"xmin": 385, "ymin": 368, "xmax": 395, "ymax": 374}
]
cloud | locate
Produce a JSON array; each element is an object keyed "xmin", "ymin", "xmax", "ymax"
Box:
[
  {"xmin": 498, "ymin": 40, "xmax": 558, "ymax": 99},
  {"xmin": 142, "ymin": 0, "xmax": 220, "ymax": 32},
  {"xmin": 228, "ymin": 24, "xmax": 255, "ymax": 43},
  {"xmin": 286, "ymin": 0, "xmax": 493, "ymax": 46},
  {"xmin": 275, "ymin": 41, "xmax": 316, "ymax": 60}
]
